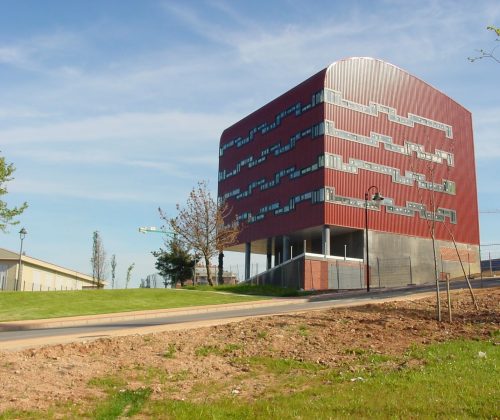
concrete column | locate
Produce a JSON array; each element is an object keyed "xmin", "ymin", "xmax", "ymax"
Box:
[
  {"xmin": 322, "ymin": 225, "xmax": 331, "ymax": 256},
  {"xmin": 245, "ymin": 242, "xmax": 251, "ymax": 280},
  {"xmin": 266, "ymin": 238, "xmax": 273, "ymax": 270},
  {"xmin": 282, "ymin": 235, "xmax": 290, "ymax": 262}
]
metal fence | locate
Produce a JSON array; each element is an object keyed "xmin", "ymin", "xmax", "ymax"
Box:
[
  {"xmin": 328, "ymin": 260, "xmax": 365, "ymax": 289},
  {"xmin": 247, "ymin": 254, "xmax": 417, "ymax": 291}
]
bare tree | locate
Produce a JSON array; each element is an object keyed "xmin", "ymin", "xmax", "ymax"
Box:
[
  {"xmin": 160, "ymin": 180, "xmax": 240, "ymax": 286},
  {"xmin": 91, "ymin": 231, "xmax": 107, "ymax": 288},
  {"xmin": 468, "ymin": 25, "xmax": 500, "ymax": 64},
  {"xmin": 110, "ymin": 254, "xmax": 117, "ymax": 289},
  {"xmin": 411, "ymin": 157, "xmax": 443, "ymax": 321},
  {"xmin": 412, "ymin": 138, "xmax": 482, "ymax": 321},
  {"xmin": 125, "ymin": 263, "xmax": 135, "ymax": 289},
  {"xmin": 442, "ymin": 222, "xmax": 479, "ymax": 310},
  {"xmin": 424, "ymin": 165, "xmax": 442, "ymax": 322}
]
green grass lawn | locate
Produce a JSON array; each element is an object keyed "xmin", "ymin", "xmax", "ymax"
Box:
[
  {"xmin": 2, "ymin": 338, "xmax": 497, "ymax": 419},
  {"xmin": 186, "ymin": 283, "xmax": 311, "ymax": 297},
  {"xmin": 0, "ymin": 288, "xmax": 267, "ymax": 322},
  {"xmin": 140, "ymin": 339, "xmax": 499, "ymax": 419}
]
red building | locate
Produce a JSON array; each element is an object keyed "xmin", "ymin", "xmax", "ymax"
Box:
[{"xmin": 218, "ymin": 58, "xmax": 480, "ymax": 289}]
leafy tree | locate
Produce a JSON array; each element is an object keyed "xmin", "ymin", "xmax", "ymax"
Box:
[
  {"xmin": 153, "ymin": 238, "xmax": 195, "ymax": 287},
  {"xmin": 125, "ymin": 263, "xmax": 135, "ymax": 289},
  {"xmin": 91, "ymin": 231, "xmax": 107, "ymax": 288},
  {"xmin": 110, "ymin": 254, "xmax": 117, "ymax": 289},
  {"xmin": 160, "ymin": 180, "xmax": 240, "ymax": 286},
  {"xmin": 0, "ymin": 153, "xmax": 27, "ymax": 232},
  {"xmin": 468, "ymin": 25, "xmax": 500, "ymax": 64}
]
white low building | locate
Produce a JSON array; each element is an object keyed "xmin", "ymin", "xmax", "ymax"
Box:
[{"xmin": 0, "ymin": 247, "xmax": 103, "ymax": 291}]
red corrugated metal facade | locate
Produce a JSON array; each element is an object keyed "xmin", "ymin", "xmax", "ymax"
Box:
[
  {"xmin": 218, "ymin": 57, "xmax": 479, "ymax": 249},
  {"xmin": 218, "ymin": 69, "xmax": 327, "ymax": 245}
]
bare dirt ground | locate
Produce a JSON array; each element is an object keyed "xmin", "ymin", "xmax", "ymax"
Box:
[{"xmin": 0, "ymin": 287, "xmax": 498, "ymax": 413}]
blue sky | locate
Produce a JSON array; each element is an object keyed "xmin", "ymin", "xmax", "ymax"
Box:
[{"xmin": 1, "ymin": 0, "xmax": 499, "ymax": 287}]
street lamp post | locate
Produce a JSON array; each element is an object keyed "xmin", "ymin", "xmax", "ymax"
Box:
[
  {"xmin": 15, "ymin": 227, "xmax": 27, "ymax": 291},
  {"xmin": 364, "ymin": 187, "xmax": 383, "ymax": 292}
]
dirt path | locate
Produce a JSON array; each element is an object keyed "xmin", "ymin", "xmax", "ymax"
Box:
[{"xmin": 0, "ymin": 287, "xmax": 498, "ymax": 413}]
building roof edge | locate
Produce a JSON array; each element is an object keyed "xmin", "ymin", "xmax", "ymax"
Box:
[{"xmin": 326, "ymin": 57, "xmax": 472, "ymax": 115}]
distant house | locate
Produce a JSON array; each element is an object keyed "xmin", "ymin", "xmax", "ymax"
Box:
[
  {"xmin": 193, "ymin": 264, "xmax": 238, "ymax": 285},
  {"xmin": 165, "ymin": 265, "xmax": 238, "ymax": 288},
  {"xmin": 0, "ymin": 247, "xmax": 103, "ymax": 291},
  {"xmin": 481, "ymin": 258, "xmax": 500, "ymax": 274}
]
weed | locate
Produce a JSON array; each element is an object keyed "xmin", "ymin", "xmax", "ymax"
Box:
[
  {"xmin": 195, "ymin": 345, "xmax": 222, "ymax": 357},
  {"xmin": 163, "ymin": 343, "xmax": 176, "ymax": 359},
  {"xmin": 88, "ymin": 376, "xmax": 126, "ymax": 391},
  {"xmin": 489, "ymin": 329, "xmax": 500, "ymax": 338},
  {"xmin": 298, "ymin": 324, "xmax": 309, "ymax": 337},
  {"xmin": 242, "ymin": 356, "xmax": 323, "ymax": 374},
  {"xmin": 344, "ymin": 348, "xmax": 366, "ymax": 356},
  {"xmin": 224, "ymin": 343, "xmax": 243, "ymax": 353},
  {"xmin": 257, "ymin": 330, "xmax": 268, "ymax": 339},
  {"xmin": 169, "ymin": 369, "xmax": 190, "ymax": 382},
  {"xmin": 365, "ymin": 353, "xmax": 392, "ymax": 364},
  {"xmin": 142, "ymin": 366, "xmax": 168, "ymax": 384}
]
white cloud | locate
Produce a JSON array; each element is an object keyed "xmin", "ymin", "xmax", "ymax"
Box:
[
  {"xmin": 0, "ymin": 107, "xmax": 53, "ymax": 120},
  {"xmin": 0, "ymin": 110, "xmax": 235, "ymax": 145},
  {"xmin": 14, "ymin": 148, "xmax": 199, "ymax": 179},
  {"xmin": 10, "ymin": 177, "xmax": 183, "ymax": 204},
  {"xmin": 0, "ymin": 46, "xmax": 27, "ymax": 66},
  {"xmin": 0, "ymin": 31, "xmax": 85, "ymax": 73}
]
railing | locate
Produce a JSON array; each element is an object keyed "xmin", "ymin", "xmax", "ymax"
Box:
[{"xmin": 247, "ymin": 254, "xmax": 305, "ymax": 289}]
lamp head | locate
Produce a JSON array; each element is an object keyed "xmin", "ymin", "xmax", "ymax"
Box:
[
  {"xmin": 19, "ymin": 227, "xmax": 27, "ymax": 240},
  {"xmin": 372, "ymin": 192, "xmax": 384, "ymax": 208}
]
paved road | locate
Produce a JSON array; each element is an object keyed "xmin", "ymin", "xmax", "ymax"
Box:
[{"xmin": 1, "ymin": 278, "xmax": 497, "ymax": 351}]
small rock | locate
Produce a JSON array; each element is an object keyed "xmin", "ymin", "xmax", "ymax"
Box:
[
  {"xmin": 478, "ymin": 351, "xmax": 487, "ymax": 358},
  {"xmin": 350, "ymin": 376, "xmax": 365, "ymax": 382}
]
